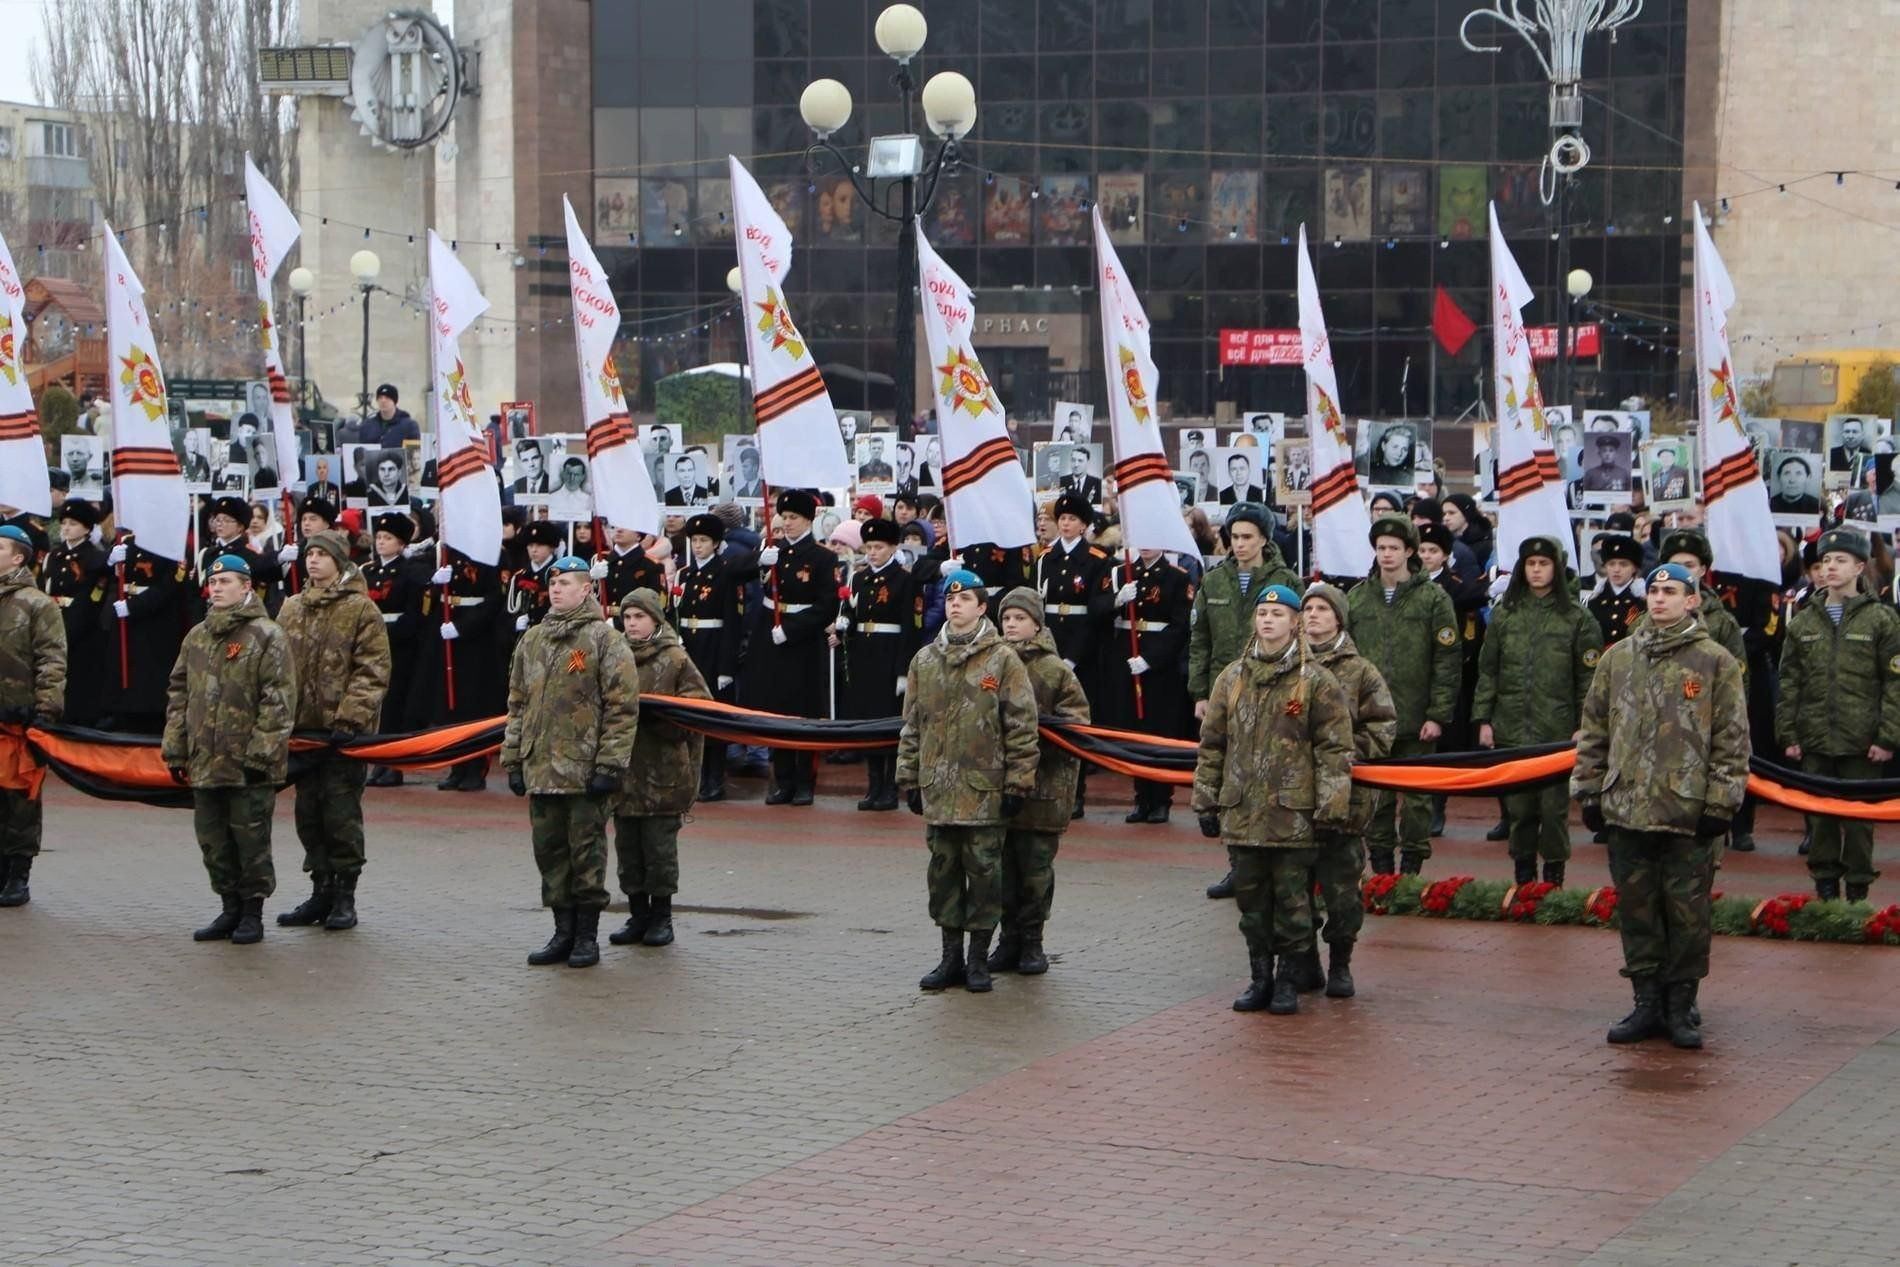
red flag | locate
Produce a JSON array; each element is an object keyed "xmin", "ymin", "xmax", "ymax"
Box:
[{"xmin": 1432, "ymin": 286, "xmax": 1477, "ymax": 357}]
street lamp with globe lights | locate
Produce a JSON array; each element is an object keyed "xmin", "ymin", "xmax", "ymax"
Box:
[
  {"xmin": 800, "ymin": 4, "xmax": 975, "ymax": 440},
  {"xmin": 287, "ymin": 266, "xmax": 315, "ymax": 422},
  {"xmin": 1564, "ymin": 267, "xmax": 1594, "ymax": 403},
  {"xmin": 349, "ymin": 249, "xmax": 381, "ymax": 422}
]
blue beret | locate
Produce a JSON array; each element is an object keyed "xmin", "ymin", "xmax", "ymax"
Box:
[
  {"xmin": 942, "ymin": 568, "xmax": 986, "ymax": 595},
  {"xmin": 549, "ymin": 555, "xmax": 591, "ymax": 574},
  {"xmin": 208, "ymin": 553, "xmax": 252, "ymax": 578},
  {"xmin": 1648, "ymin": 562, "xmax": 1695, "ymax": 589},
  {"xmin": 0, "ymin": 524, "xmax": 33, "ymax": 551},
  {"xmin": 1255, "ymin": 583, "xmax": 1302, "ymax": 609}
]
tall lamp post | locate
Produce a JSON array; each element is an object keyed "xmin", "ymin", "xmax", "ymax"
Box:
[
  {"xmin": 799, "ymin": 3, "xmax": 975, "ymax": 441},
  {"xmin": 349, "ymin": 248, "xmax": 382, "ymax": 422},
  {"xmin": 1462, "ymin": 0, "xmax": 1642, "ymax": 409},
  {"xmin": 288, "ymin": 265, "xmax": 315, "ymax": 422}
]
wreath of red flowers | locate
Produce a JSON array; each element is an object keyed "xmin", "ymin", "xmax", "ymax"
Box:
[
  {"xmin": 1419, "ymin": 874, "xmax": 1474, "ymax": 915},
  {"xmin": 1583, "ymin": 885, "xmax": 1619, "ymax": 925},
  {"xmin": 1751, "ymin": 892, "xmax": 1812, "ymax": 937},
  {"xmin": 1865, "ymin": 905, "xmax": 1900, "ymax": 944},
  {"xmin": 1503, "ymin": 880, "xmax": 1558, "ymax": 922},
  {"xmin": 1362, "ymin": 872, "xmax": 1403, "ymax": 913}
]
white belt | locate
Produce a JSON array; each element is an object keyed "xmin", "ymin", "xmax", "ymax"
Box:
[
  {"xmin": 1115, "ymin": 619, "xmax": 1170, "ymax": 632},
  {"xmin": 448, "ymin": 596, "xmax": 486, "ymax": 607},
  {"xmin": 777, "ymin": 603, "xmax": 812, "ymax": 613},
  {"xmin": 381, "ymin": 612, "xmax": 402, "ymax": 624},
  {"xmin": 857, "ymin": 622, "xmax": 904, "ymax": 634},
  {"xmin": 124, "ymin": 585, "xmax": 149, "ymax": 595},
  {"xmin": 1048, "ymin": 603, "xmax": 1089, "ymax": 616},
  {"xmin": 681, "ymin": 617, "xmax": 725, "ymax": 630}
]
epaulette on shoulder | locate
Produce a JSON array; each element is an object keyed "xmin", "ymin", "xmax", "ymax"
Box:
[{"xmin": 1087, "ymin": 545, "xmax": 1108, "ymax": 559}]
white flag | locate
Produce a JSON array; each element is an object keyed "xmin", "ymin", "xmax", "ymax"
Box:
[
  {"xmin": 1693, "ymin": 202, "xmax": 1778, "ymax": 585},
  {"xmin": 915, "ymin": 229, "xmax": 1033, "ymax": 551},
  {"xmin": 242, "ymin": 153, "xmax": 302, "ymax": 494},
  {"xmin": 1090, "ymin": 207, "xmax": 1197, "ymax": 558},
  {"xmin": 0, "ymin": 230, "xmax": 48, "ymax": 517},
  {"xmin": 1488, "ymin": 203, "xmax": 1576, "ymax": 572},
  {"xmin": 426, "ymin": 231, "xmax": 502, "ymax": 565},
  {"xmin": 564, "ymin": 195, "xmax": 661, "ymax": 535},
  {"xmin": 1296, "ymin": 225, "xmax": 1372, "ymax": 577},
  {"xmin": 104, "ymin": 225, "xmax": 189, "ymax": 563},
  {"xmin": 729, "ymin": 155, "xmax": 850, "ymax": 491}
]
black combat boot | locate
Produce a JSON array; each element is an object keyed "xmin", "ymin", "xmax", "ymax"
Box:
[
  {"xmin": 642, "ymin": 895, "xmax": 675, "ymax": 946},
  {"xmin": 1368, "ymin": 848, "xmax": 1395, "ymax": 876},
  {"xmin": 1266, "ymin": 958, "xmax": 1300, "ymax": 1015},
  {"xmin": 919, "ymin": 926, "xmax": 965, "ymax": 990},
  {"xmin": 765, "ymin": 781, "xmax": 795, "ymax": 805},
  {"xmin": 435, "ymin": 766, "xmax": 462, "ymax": 790},
  {"xmin": 1847, "ymin": 882, "xmax": 1871, "ymax": 903},
  {"xmin": 1542, "ymin": 860, "xmax": 1565, "ymax": 888},
  {"xmin": 1398, "ymin": 851, "xmax": 1424, "ymax": 876},
  {"xmin": 965, "ymin": 929, "xmax": 994, "ymax": 992},
  {"xmin": 1016, "ymin": 924, "xmax": 1049, "ymax": 975},
  {"xmin": 193, "ymin": 894, "xmax": 242, "ymax": 941},
  {"xmin": 1232, "ymin": 953, "xmax": 1273, "ymax": 1011},
  {"xmin": 1513, "ymin": 856, "xmax": 1536, "ymax": 885},
  {"xmin": 230, "ymin": 897, "xmax": 266, "ymax": 945},
  {"xmin": 986, "ymin": 923, "xmax": 1021, "ymax": 973},
  {"xmin": 324, "ymin": 873, "xmax": 358, "ymax": 930},
  {"xmin": 527, "ymin": 907, "xmax": 576, "ymax": 965},
  {"xmin": 1816, "ymin": 877, "xmax": 1841, "ymax": 901},
  {"xmin": 609, "ymin": 894, "xmax": 650, "ymax": 945},
  {"xmin": 1289, "ymin": 945, "xmax": 1325, "ymax": 994},
  {"xmin": 1124, "ymin": 788, "xmax": 1150, "ymax": 824},
  {"xmin": 1727, "ymin": 831, "xmax": 1755, "ymax": 853},
  {"xmin": 1145, "ymin": 792, "xmax": 1171, "ymax": 824},
  {"xmin": 857, "ymin": 759, "xmax": 883, "ymax": 812},
  {"xmin": 871, "ymin": 755, "xmax": 900, "ymax": 810},
  {"xmin": 1485, "ymin": 819, "xmax": 1510, "ymax": 843},
  {"xmin": 1325, "ymin": 941, "xmax": 1356, "ymax": 998},
  {"xmin": 1206, "ymin": 868, "xmax": 1237, "ymax": 899},
  {"xmin": 789, "ymin": 754, "xmax": 815, "ymax": 806},
  {"xmin": 0, "ymin": 855, "xmax": 31, "ymax": 907},
  {"xmin": 277, "ymin": 874, "xmax": 333, "ymax": 926},
  {"xmin": 1663, "ymin": 981, "xmax": 1702, "ymax": 1049},
  {"xmin": 1607, "ymin": 976, "xmax": 1664, "ymax": 1044},
  {"xmin": 567, "ymin": 907, "xmax": 602, "ymax": 967},
  {"xmin": 1071, "ymin": 790, "xmax": 1085, "ymax": 820}
]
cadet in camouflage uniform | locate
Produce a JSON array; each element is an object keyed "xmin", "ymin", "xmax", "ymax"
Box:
[
  {"xmin": 896, "ymin": 570, "xmax": 1040, "ymax": 995},
  {"xmin": 501, "ymin": 556, "xmax": 640, "ymax": 969},
  {"xmin": 607, "ymin": 587, "xmax": 710, "ymax": 950},
  {"xmin": 989, "ymin": 587, "xmax": 1091, "ymax": 976},
  {"xmin": 1573, "ymin": 563, "xmax": 1748, "ymax": 1050},
  {"xmin": 0, "ymin": 524, "xmax": 67, "ymax": 909},
  {"xmin": 1293, "ymin": 582, "xmax": 1396, "ymax": 999},
  {"xmin": 162, "ymin": 555, "xmax": 297, "ymax": 946},
  {"xmin": 1346, "ymin": 515, "xmax": 1460, "ymax": 876},
  {"xmin": 1776, "ymin": 529, "xmax": 1900, "ymax": 900},
  {"xmin": 1189, "ymin": 504, "xmax": 1299, "ymax": 899},
  {"xmin": 274, "ymin": 530, "xmax": 392, "ymax": 932},
  {"xmin": 1194, "ymin": 584, "xmax": 1354, "ymax": 1016},
  {"xmin": 1473, "ymin": 535, "xmax": 1601, "ymax": 886}
]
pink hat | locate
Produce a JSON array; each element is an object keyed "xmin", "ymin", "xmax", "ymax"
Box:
[{"xmin": 828, "ymin": 520, "xmax": 863, "ymax": 551}]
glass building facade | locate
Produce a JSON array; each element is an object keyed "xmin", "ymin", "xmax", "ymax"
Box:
[{"xmin": 590, "ymin": 0, "xmax": 1690, "ymax": 420}]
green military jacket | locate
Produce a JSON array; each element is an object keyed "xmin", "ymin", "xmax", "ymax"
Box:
[
  {"xmin": 0, "ymin": 565, "xmax": 66, "ymax": 721},
  {"xmin": 501, "ymin": 597, "xmax": 639, "ymax": 795},
  {"xmin": 617, "ymin": 623, "xmax": 710, "ymax": 816},
  {"xmin": 162, "ymin": 596, "xmax": 296, "ymax": 787},
  {"xmin": 1344, "ymin": 567, "xmax": 1461, "ymax": 734},
  {"xmin": 1776, "ymin": 592, "xmax": 1900, "ymax": 756},
  {"xmin": 1472, "ymin": 586, "xmax": 1601, "ymax": 746},
  {"xmin": 1309, "ymin": 631, "xmax": 1398, "ymax": 834},
  {"xmin": 277, "ymin": 569, "xmax": 391, "ymax": 734},
  {"xmin": 1572, "ymin": 615, "xmax": 1749, "ymax": 836},
  {"xmin": 1187, "ymin": 548, "xmax": 1300, "ymax": 700},
  {"xmin": 1007, "ymin": 627, "xmax": 1091, "ymax": 834},
  {"xmin": 1192, "ymin": 640, "xmax": 1354, "ymax": 849},
  {"xmin": 896, "ymin": 619, "xmax": 1040, "ymax": 827}
]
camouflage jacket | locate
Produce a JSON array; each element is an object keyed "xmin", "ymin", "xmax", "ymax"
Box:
[
  {"xmin": 1473, "ymin": 588, "xmax": 1601, "ymax": 745},
  {"xmin": 1572, "ymin": 616, "xmax": 1749, "ymax": 835},
  {"xmin": 896, "ymin": 620, "xmax": 1040, "ymax": 826},
  {"xmin": 1007, "ymin": 628, "xmax": 1091, "ymax": 834},
  {"xmin": 1344, "ymin": 568, "xmax": 1461, "ymax": 734},
  {"xmin": 616, "ymin": 623, "xmax": 710, "ymax": 816},
  {"xmin": 1187, "ymin": 549, "xmax": 1301, "ymax": 700},
  {"xmin": 0, "ymin": 565, "xmax": 67, "ymax": 721},
  {"xmin": 277, "ymin": 568, "xmax": 391, "ymax": 734},
  {"xmin": 500, "ymin": 597, "xmax": 639, "ymax": 794},
  {"xmin": 1309, "ymin": 631, "xmax": 1397, "ymax": 834},
  {"xmin": 161, "ymin": 596, "xmax": 297, "ymax": 787},
  {"xmin": 1192, "ymin": 641, "xmax": 1354, "ymax": 849},
  {"xmin": 1776, "ymin": 592, "xmax": 1900, "ymax": 756}
]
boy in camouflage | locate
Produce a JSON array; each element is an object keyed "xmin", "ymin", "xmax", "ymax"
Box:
[
  {"xmin": 1193, "ymin": 584, "xmax": 1354, "ymax": 1016},
  {"xmin": 501, "ymin": 556, "xmax": 640, "ymax": 969},
  {"xmin": 0, "ymin": 524, "xmax": 66, "ymax": 908},
  {"xmin": 896, "ymin": 570, "xmax": 1040, "ymax": 994},
  {"xmin": 990, "ymin": 587, "xmax": 1091, "ymax": 977},
  {"xmin": 608, "ymin": 587, "xmax": 711, "ymax": 950}
]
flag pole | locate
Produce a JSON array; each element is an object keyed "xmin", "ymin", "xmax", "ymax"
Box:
[
  {"xmin": 760, "ymin": 476, "xmax": 782, "ymax": 632},
  {"xmin": 1297, "ymin": 504, "xmax": 1307, "ymax": 579},
  {"xmin": 1124, "ymin": 546, "xmax": 1144, "ymax": 720}
]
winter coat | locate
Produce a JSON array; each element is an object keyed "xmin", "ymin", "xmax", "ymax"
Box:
[
  {"xmin": 1187, "ymin": 548, "xmax": 1300, "ymax": 700},
  {"xmin": 1007, "ymin": 628, "xmax": 1091, "ymax": 834},
  {"xmin": 1472, "ymin": 585, "xmax": 1601, "ymax": 746},
  {"xmin": 1776, "ymin": 592, "xmax": 1900, "ymax": 757},
  {"xmin": 1344, "ymin": 567, "xmax": 1461, "ymax": 733},
  {"xmin": 161, "ymin": 596, "xmax": 296, "ymax": 787},
  {"xmin": 1309, "ymin": 631, "xmax": 1397, "ymax": 834},
  {"xmin": 896, "ymin": 619, "xmax": 1040, "ymax": 826},
  {"xmin": 500, "ymin": 597, "xmax": 640, "ymax": 795},
  {"xmin": 616, "ymin": 623, "xmax": 710, "ymax": 816},
  {"xmin": 277, "ymin": 568, "xmax": 391, "ymax": 733},
  {"xmin": 0, "ymin": 565, "xmax": 67, "ymax": 720}
]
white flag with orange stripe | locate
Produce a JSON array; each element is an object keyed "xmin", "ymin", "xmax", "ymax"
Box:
[
  {"xmin": 1296, "ymin": 225, "xmax": 1371, "ymax": 577},
  {"xmin": 427, "ymin": 230, "xmax": 502, "ymax": 566},
  {"xmin": 915, "ymin": 229, "xmax": 1033, "ymax": 550},
  {"xmin": 104, "ymin": 225, "xmax": 189, "ymax": 562},
  {"xmin": 1090, "ymin": 206, "xmax": 1197, "ymax": 558},
  {"xmin": 242, "ymin": 154, "xmax": 301, "ymax": 493},
  {"xmin": 0, "ymin": 229, "xmax": 48, "ymax": 516},
  {"xmin": 1692, "ymin": 202, "xmax": 1778, "ymax": 585},
  {"xmin": 1488, "ymin": 203, "xmax": 1576, "ymax": 572},
  {"xmin": 564, "ymin": 195, "xmax": 661, "ymax": 534},
  {"xmin": 729, "ymin": 155, "xmax": 849, "ymax": 492}
]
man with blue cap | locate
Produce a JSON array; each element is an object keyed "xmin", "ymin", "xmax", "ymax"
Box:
[{"xmin": 0, "ymin": 524, "xmax": 66, "ymax": 908}]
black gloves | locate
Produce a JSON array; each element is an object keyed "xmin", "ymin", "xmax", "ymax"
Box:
[
  {"xmin": 1580, "ymin": 801, "xmax": 1606, "ymax": 834},
  {"xmin": 167, "ymin": 766, "xmax": 189, "ymax": 785},
  {"xmin": 1199, "ymin": 814, "xmax": 1221, "ymax": 839},
  {"xmin": 586, "ymin": 768, "xmax": 619, "ymax": 797},
  {"xmin": 508, "ymin": 768, "xmax": 528, "ymax": 797},
  {"xmin": 1000, "ymin": 793, "xmax": 1024, "ymax": 818},
  {"xmin": 907, "ymin": 788, "xmax": 924, "ymax": 816},
  {"xmin": 1694, "ymin": 814, "xmax": 1730, "ymax": 840},
  {"xmin": 0, "ymin": 706, "xmax": 29, "ymax": 724},
  {"xmin": 241, "ymin": 766, "xmax": 270, "ymax": 786}
]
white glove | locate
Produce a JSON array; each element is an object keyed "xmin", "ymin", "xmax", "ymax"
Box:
[
  {"xmin": 716, "ymin": 675, "xmax": 734, "ymax": 691},
  {"xmin": 1062, "ymin": 658, "xmax": 1076, "ymax": 671},
  {"xmin": 1127, "ymin": 655, "xmax": 1149, "ymax": 676},
  {"xmin": 770, "ymin": 625, "xmax": 787, "ymax": 646},
  {"xmin": 834, "ymin": 614, "xmax": 851, "ymax": 633},
  {"xmin": 939, "ymin": 559, "xmax": 959, "ymax": 578},
  {"xmin": 113, "ymin": 599, "xmax": 130, "ymax": 619},
  {"xmin": 278, "ymin": 544, "xmax": 299, "ymax": 564},
  {"xmin": 107, "ymin": 544, "xmax": 127, "ymax": 566},
  {"xmin": 439, "ymin": 622, "xmax": 460, "ymax": 641},
  {"xmin": 431, "ymin": 565, "xmax": 452, "ymax": 586},
  {"xmin": 588, "ymin": 559, "xmax": 609, "ymax": 580},
  {"xmin": 757, "ymin": 546, "xmax": 780, "ymax": 567},
  {"xmin": 515, "ymin": 613, "xmax": 530, "ymax": 632},
  {"xmin": 895, "ymin": 676, "xmax": 908, "ymax": 696},
  {"xmin": 1115, "ymin": 581, "xmax": 1138, "ymax": 606}
]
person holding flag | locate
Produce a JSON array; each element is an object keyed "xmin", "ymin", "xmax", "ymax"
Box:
[
  {"xmin": 1294, "ymin": 225, "xmax": 1373, "ymax": 582},
  {"xmin": 744, "ymin": 489, "xmax": 839, "ymax": 805},
  {"xmin": 37, "ymin": 500, "xmax": 109, "ymax": 727}
]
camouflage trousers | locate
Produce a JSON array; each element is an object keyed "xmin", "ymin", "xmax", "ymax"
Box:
[
  {"xmin": 192, "ymin": 785, "xmax": 277, "ymax": 900},
  {"xmin": 1001, "ymin": 828, "xmax": 1059, "ymax": 930},
  {"xmin": 528, "ymin": 793, "xmax": 609, "ymax": 911},
  {"xmin": 1505, "ymin": 780, "xmax": 1572, "ymax": 863},
  {"xmin": 1606, "ymin": 829, "xmax": 1713, "ymax": 982},
  {"xmin": 925, "ymin": 824, "xmax": 1003, "ymax": 933},
  {"xmin": 1367, "ymin": 736, "xmax": 1437, "ymax": 859},
  {"xmin": 0, "ymin": 787, "xmax": 41, "ymax": 858},
  {"xmin": 1230, "ymin": 845, "xmax": 1318, "ymax": 957},
  {"xmin": 1803, "ymin": 753, "xmax": 1882, "ymax": 886},
  {"xmin": 292, "ymin": 756, "xmax": 368, "ymax": 879},
  {"xmin": 1308, "ymin": 832, "xmax": 1365, "ymax": 947},
  {"xmin": 613, "ymin": 813, "xmax": 681, "ymax": 897}
]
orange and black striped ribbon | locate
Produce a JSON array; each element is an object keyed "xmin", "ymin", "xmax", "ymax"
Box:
[
  {"xmin": 0, "ymin": 409, "xmax": 41, "ymax": 441},
  {"xmin": 267, "ymin": 367, "xmax": 292, "ymax": 404},
  {"xmin": 113, "ymin": 446, "xmax": 181, "ymax": 478},
  {"xmin": 942, "ymin": 436, "xmax": 1019, "ymax": 496},
  {"xmin": 1111, "ymin": 452, "xmax": 1173, "ymax": 493},
  {"xmin": 437, "ymin": 446, "xmax": 491, "ymax": 490},
  {"xmin": 754, "ymin": 365, "xmax": 827, "ymax": 427},
  {"xmin": 1497, "ymin": 453, "xmax": 1564, "ymax": 505},
  {"xmin": 1702, "ymin": 449, "xmax": 1760, "ymax": 505},
  {"xmin": 1310, "ymin": 461, "xmax": 1359, "ymax": 515},
  {"xmin": 585, "ymin": 413, "xmax": 638, "ymax": 459}
]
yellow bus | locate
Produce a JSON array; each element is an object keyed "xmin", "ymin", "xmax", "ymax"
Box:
[{"xmin": 1770, "ymin": 349, "xmax": 1900, "ymax": 421}]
